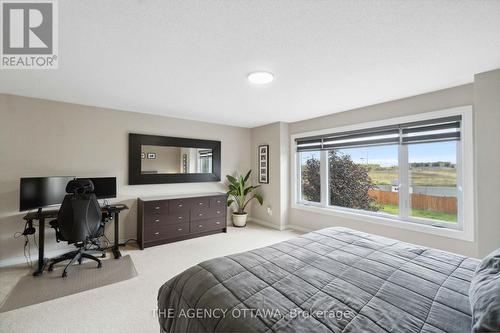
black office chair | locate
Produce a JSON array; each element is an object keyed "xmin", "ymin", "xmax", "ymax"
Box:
[{"xmin": 48, "ymin": 179, "xmax": 105, "ymax": 278}]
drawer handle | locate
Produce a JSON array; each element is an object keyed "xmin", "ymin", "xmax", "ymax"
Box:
[
  {"xmin": 177, "ymin": 204, "xmax": 183, "ymax": 207},
  {"xmin": 198, "ymin": 213, "xmax": 203, "ymax": 216},
  {"xmin": 155, "ymin": 206, "xmax": 160, "ymax": 210},
  {"xmin": 177, "ymin": 216, "xmax": 183, "ymax": 220},
  {"xmin": 198, "ymin": 202, "xmax": 204, "ymax": 205},
  {"xmin": 216, "ymin": 221, "xmax": 221, "ymax": 225},
  {"xmin": 198, "ymin": 225, "xmax": 203, "ymax": 228},
  {"xmin": 177, "ymin": 228, "xmax": 183, "ymax": 231},
  {"xmin": 216, "ymin": 211, "xmax": 221, "ymax": 214},
  {"xmin": 154, "ymin": 232, "xmax": 160, "ymax": 235},
  {"xmin": 216, "ymin": 200, "xmax": 221, "ymax": 203},
  {"xmin": 155, "ymin": 219, "xmax": 160, "ymax": 222}
]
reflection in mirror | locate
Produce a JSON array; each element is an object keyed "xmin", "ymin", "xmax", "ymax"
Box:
[{"xmin": 141, "ymin": 145, "xmax": 213, "ymax": 174}]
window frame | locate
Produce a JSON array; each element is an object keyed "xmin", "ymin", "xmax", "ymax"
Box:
[
  {"xmin": 197, "ymin": 149, "xmax": 213, "ymax": 173},
  {"xmin": 291, "ymin": 106, "xmax": 474, "ymax": 242},
  {"xmin": 403, "ymin": 140, "xmax": 462, "ymax": 230},
  {"xmin": 297, "ymin": 150, "xmax": 322, "ymax": 206}
]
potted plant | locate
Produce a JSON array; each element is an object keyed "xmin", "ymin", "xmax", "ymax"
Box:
[{"xmin": 226, "ymin": 170, "xmax": 263, "ymax": 227}]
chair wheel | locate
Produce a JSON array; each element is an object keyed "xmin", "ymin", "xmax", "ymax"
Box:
[
  {"xmin": 48, "ymin": 266, "xmax": 54, "ymax": 272},
  {"xmin": 101, "ymin": 253, "xmax": 106, "ymax": 258},
  {"xmin": 97, "ymin": 262, "xmax": 102, "ymax": 269},
  {"xmin": 78, "ymin": 258, "xmax": 82, "ymax": 265},
  {"xmin": 62, "ymin": 271, "xmax": 68, "ymax": 278}
]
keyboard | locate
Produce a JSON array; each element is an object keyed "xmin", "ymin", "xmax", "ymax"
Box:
[{"xmin": 104, "ymin": 204, "xmax": 128, "ymax": 212}]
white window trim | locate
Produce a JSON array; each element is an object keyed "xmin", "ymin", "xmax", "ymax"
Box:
[{"xmin": 290, "ymin": 105, "xmax": 474, "ymax": 242}]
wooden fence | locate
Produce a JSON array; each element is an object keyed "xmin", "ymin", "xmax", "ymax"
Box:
[{"xmin": 368, "ymin": 190, "xmax": 457, "ymax": 214}]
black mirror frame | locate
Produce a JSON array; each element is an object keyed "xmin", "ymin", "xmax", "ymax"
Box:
[{"xmin": 129, "ymin": 133, "xmax": 221, "ymax": 185}]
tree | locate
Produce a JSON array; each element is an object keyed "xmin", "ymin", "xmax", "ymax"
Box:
[
  {"xmin": 301, "ymin": 151, "xmax": 378, "ymax": 211},
  {"xmin": 329, "ymin": 151, "xmax": 378, "ymax": 211},
  {"xmin": 301, "ymin": 157, "xmax": 321, "ymax": 202}
]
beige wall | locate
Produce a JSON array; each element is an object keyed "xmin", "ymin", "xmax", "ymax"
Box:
[
  {"xmin": 249, "ymin": 122, "xmax": 289, "ymax": 229},
  {"xmin": 141, "ymin": 146, "xmax": 181, "ymax": 173},
  {"xmin": 473, "ymin": 69, "xmax": 500, "ymax": 257},
  {"xmin": 289, "ymin": 84, "xmax": 473, "ymax": 134},
  {"xmin": 0, "ymin": 94, "xmax": 251, "ymax": 266},
  {"xmin": 279, "ymin": 122, "xmax": 290, "ymax": 229}
]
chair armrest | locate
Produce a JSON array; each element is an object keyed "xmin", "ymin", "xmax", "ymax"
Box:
[{"xmin": 49, "ymin": 219, "xmax": 63, "ymax": 242}]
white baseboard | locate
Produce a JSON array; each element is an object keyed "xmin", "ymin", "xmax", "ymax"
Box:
[
  {"xmin": 246, "ymin": 218, "xmax": 315, "ymax": 234},
  {"xmin": 247, "ymin": 217, "xmax": 285, "ymax": 231},
  {"xmin": 286, "ymin": 224, "xmax": 314, "ymax": 233}
]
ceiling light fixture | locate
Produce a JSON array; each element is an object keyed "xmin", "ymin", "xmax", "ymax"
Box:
[{"xmin": 247, "ymin": 71, "xmax": 274, "ymax": 85}]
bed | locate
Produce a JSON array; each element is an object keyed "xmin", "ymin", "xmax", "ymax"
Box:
[{"xmin": 157, "ymin": 227, "xmax": 481, "ymax": 333}]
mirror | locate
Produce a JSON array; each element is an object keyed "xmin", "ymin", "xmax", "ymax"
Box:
[
  {"xmin": 141, "ymin": 145, "xmax": 213, "ymax": 174},
  {"xmin": 129, "ymin": 133, "xmax": 221, "ymax": 184}
]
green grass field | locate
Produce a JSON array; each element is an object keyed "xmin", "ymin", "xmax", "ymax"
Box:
[
  {"xmin": 378, "ymin": 204, "xmax": 457, "ymax": 222},
  {"xmin": 367, "ymin": 167, "xmax": 457, "ymax": 187}
]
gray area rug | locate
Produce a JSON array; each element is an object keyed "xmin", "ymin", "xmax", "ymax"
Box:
[{"xmin": 0, "ymin": 255, "xmax": 138, "ymax": 313}]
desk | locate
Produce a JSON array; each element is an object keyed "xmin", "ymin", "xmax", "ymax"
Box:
[{"xmin": 23, "ymin": 204, "xmax": 128, "ymax": 276}]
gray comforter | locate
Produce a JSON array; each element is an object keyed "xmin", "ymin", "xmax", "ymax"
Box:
[{"xmin": 158, "ymin": 227, "xmax": 479, "ymax": 333}]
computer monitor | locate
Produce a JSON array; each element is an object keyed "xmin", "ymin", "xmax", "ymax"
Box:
[
  {"xmin": 88, "ymin": 177, "xmax": 116, "ymax": 199},
  {"xmin": 19, "ymin": 176, "xmax": 74, "ymax": 212}
]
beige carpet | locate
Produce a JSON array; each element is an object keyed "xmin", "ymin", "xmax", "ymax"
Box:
[
  {"xmin": 0, "ymin": 255, "xmax": 138, "ymax": 313},
  {"xmin": 0, "ymin": 224, "xmax": 301, "ymax": 333}
]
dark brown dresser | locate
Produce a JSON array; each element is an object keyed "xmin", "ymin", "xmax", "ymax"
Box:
[{"xmin": 137, "ymin": 192, "xmax": 227, "ymax": 249}]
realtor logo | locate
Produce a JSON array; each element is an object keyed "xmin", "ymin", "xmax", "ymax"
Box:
[{"xmin": 1, "ymin": 0, "xmax": 58, "ymax": 69}]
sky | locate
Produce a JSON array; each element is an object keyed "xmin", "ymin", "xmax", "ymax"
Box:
[{"xmin": 300, "ymin": 141, "xmax": 457, "ymax": 167}]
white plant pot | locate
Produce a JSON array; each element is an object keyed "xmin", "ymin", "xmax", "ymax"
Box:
[{"xmin": 232, "ymin": 213, "xmax": 248, "ymax": 227}]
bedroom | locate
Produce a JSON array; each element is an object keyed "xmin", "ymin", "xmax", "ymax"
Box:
[{"xmin": 0, "ymin": 1, "xmax": 499, "ymax": 333}]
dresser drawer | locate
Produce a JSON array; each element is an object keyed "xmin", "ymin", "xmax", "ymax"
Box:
[
  {"xmin": 144, "ymin": 212, "xmax": 189, "ymax": 226},
  {"xmin": 191, "ymin": 197, "xmax": 210, "ymax": 209},
  {"xmin": 144, "ymin": 201, "xmax": 168, "ymax": 215},
  {"xmin": 144, "ymin": 223, "xmax": 189, "ymax": 241},
  {"xmin": 169, "ymin": 198, "xmax": 192, "ymax": 213},
  {"xmin": 210, "ymin": 196, "xmax": 226, "ymax": 208},
  {"xmin": 190, "ymin": 218, "xmax": 225, "ymax": 233},
  {"xmin": 191, "ymin": 207, "xmax": 225, "ymax": 221}
]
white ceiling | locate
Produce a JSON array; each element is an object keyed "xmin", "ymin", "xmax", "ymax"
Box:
[{"xmin": 1, "ymin": 1, "xmax": 500, "ymax": 128}]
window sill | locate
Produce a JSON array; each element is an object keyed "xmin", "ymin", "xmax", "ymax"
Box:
[{"xmin": 291, "ymin": 203, "xmax": 474, "ymax": 242}]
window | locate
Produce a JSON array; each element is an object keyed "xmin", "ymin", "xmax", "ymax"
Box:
[
  {"xmin": 408, "ymin": 141, "xmax": 457, "ymax": 223},
  {"xmin": 294, "ymin": 112, "xmax": 469, "ymax": 232},
  {"xmin": 197, "ymin": 150, "xmax": 212, "ymax": 173},
  {"xmin": 299, "ymin": 151, "xmax": 321, "ymax": 203},
  {"xmin": 329, "ymin": 145, "xmax": 399, "ymax": 215}
]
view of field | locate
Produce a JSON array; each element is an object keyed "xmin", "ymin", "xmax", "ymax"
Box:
[
  {"xmin": 366, "ymin": 165, "xmax": 457, "ymax": 187},
  {"xmin": 364, "ymin": 164, "xmax": 458, "ymax": 222},
  {"xmin": 300, "ymin": 145, "xmax": 459, "ymax": 223}
]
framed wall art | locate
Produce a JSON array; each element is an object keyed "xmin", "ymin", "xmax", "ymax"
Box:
[{"xmin": 258, "ymin": 145, "xmax": 269, "ymax": 184}]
